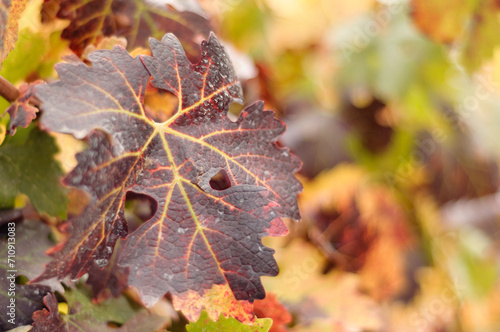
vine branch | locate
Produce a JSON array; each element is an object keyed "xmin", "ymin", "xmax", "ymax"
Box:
[{"xmin": 0, "ymin": 75, "xmax": 20, "ymax": 103}]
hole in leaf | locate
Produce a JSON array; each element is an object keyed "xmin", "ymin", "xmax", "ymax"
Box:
[
  {"xmin": 144, "ymin": 86, "xmax": 179, "ymax": 123},
  {"xmin": 106, "ymin": 321, "xmax": 123, "ymax": 328},
  {"xmin": 48, "ymin": 231, "xmax": 57, "ymax": 244},
  {"xmin": 15, "ymin": 275, "xmax": 29, "ymax": 285},
  {"xmin": 125, "ymin": 192, "xmax": 157, "ymax": 231},
  {"xmin": 209, "ymin": 169, "xmax": 232, "ymax": 191}
]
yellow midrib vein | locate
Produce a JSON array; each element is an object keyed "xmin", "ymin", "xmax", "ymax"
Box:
[
  {"xmin": 163, "ymin": 127, "xmax": 282, "ymax": 201},
  {"xmin": 159, "ymin": 132, "xmax": 229, "ymax": 283}
]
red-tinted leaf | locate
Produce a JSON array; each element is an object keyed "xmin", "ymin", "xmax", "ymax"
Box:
[
  {"xmin": 5, "ymin": 81, "xmax": 43, "ymax": 135},
  {"xmin": 254, "ymin": 293, "xmax": 292, "ymax": 332},
  {"xmin": 85, "ymin": 241, "xmax": 129, "ymax": 302},
  {"xmin": 31, "ymin": 293, "xmax": 65, "ymax": 332},
  {"xmin": 43, "ymin": 0, "xmax": 211, "ymax": 61},
  {"xmin": 34, "ymin": 33, "xmax": 301, "ymax": 321}
]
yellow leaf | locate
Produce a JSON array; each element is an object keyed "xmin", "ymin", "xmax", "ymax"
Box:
[{"xmin": 0, "ymin": 0, "xmax": 27, "ymax": 66}]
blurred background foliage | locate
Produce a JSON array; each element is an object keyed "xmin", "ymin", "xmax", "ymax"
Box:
[
  {"xmin": 2, "ymin": 0, "xmax": 500, "ymax": 331},
  {"xmin": 209, "ymin": 0, "xmax": 500, "ymax": 330}
]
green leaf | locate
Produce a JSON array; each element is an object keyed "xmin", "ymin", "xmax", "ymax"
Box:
[
  {"xmin": 63, "ymin": 286, "xmax": 139, "ymax": 327},
  {"xmin": 336, "ymin": 9, "xmax": 452, "ymax": 102},
  {"xmin": 32, "ymin": 286, "xmax": 141, "ymax": 331},
  {"xmin": 186, "ymin": 311, "xmax": 272, "ymax": 332},
  {"xmin": 0, "ymin": 28, "xmax": 47, "ymax": 85},
  {"xmin": 0, "ymin": 125, "xmax": 67, "ymax": 218}
]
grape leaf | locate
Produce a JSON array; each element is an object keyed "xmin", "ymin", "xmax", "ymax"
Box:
[
  {"xmin": 186, "ymin": 311, "xmax": 272, "ymax": 332},
  {"xmin": 32, "ymin": 286, "xmax": 139, "ymax": 332},
  {"xmin": 43, "ymin": 0, "xmax": 211, "ymax": 61},
  {"xmin": 85, "ymin": 240, "xmax": 129, "ymax": 302},
  {"xmin": 31, "ymin": 293, "xmax": 64, "ymax": 332},
  {"xmin": 172, "ymin": 283, "xmax": 256, "ymax": 323},
  {"xmin": 0, "ymin": 0, "xmax": 27, "ymax": 66},
  {"xmin": 0, "ymin": 125, "xmax": 68, "ymax": 218},
  {"xmin": 34, "ymin": 33, "xmax": 301, "ymax": 321},
  {"xmin": 5, "ymin": 81, "xmax": 42, "ymax": 135}
]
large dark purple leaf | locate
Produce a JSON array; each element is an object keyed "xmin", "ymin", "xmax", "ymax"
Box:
[{"xmin": 34, "ymin": 33, "xmax": 301, "ymax": 321}]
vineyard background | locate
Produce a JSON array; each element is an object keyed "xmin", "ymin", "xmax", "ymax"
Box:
[{"xmin": 2, "ymin": 0, "xmax": 500, "ymax": 331}]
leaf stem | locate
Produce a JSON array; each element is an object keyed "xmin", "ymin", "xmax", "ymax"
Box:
[{"xmin": 0, "ymin": 75, "xmax": 20, "ymax": 103}]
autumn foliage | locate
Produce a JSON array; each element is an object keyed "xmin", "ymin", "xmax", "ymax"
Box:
[{"xmin": 2, "ymin": 0, "xmax": 500, "ymax": 331}]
